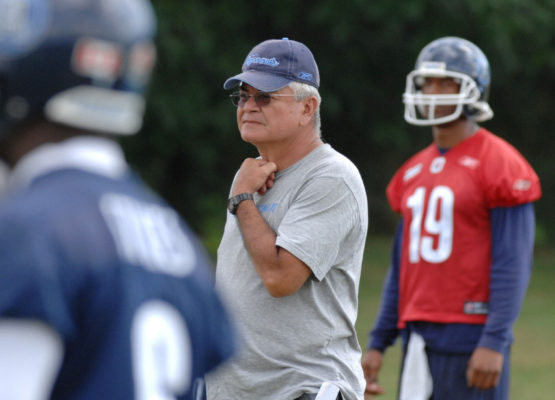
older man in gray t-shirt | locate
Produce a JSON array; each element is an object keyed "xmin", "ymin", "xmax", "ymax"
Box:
[{"xmin": 205, "ymin": 38, "xmax": 368, "ymax": 400}]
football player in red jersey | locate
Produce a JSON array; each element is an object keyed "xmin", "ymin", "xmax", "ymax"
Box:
[{"xmin": 362, "ymin": 37, "xmax": 541, "ymax": 400}]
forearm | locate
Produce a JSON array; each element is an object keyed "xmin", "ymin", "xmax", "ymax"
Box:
[
  {"xmin": 369, "ymin": 268, "xmax": 400, "ymax": 351},
  {"xmin": 234, "ymin": 199, "xmax": 279, "ymax": 277},
  {"xmin": 234, "ymin": 200, "xmax": 310, "ymax": 297},
  {"xmin": 368, "ymin": 220, "xmax": 403, "ymax": 351},
  {"xmin": 479, "ymin": 204, "xmax": 535, "ymax": 352}
]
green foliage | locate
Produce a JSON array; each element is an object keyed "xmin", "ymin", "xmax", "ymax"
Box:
[{"xmin": 124, "ymin": 0, "xmax": 555, "ymax": 239}]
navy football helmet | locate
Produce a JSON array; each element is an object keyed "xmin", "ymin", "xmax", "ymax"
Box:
[
  {"xmin": 403, "ymin": 36, "xmax": 493, "ymax": 126},
  {"xmin": 0, "ymin": 0, "xmax": 157, "ymax": 138}
]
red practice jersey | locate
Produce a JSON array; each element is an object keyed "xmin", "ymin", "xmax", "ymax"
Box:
[{"xmin": 387, "ymin": 128, "xmax": 541, "ymax": 328}]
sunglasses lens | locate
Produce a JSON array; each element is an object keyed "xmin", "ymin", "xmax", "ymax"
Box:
[
  {"xmin": 230, "ymin": 93, "xmax": 242, "ymax": 107},
  {"xmin": 254, "ymin": 93, "xmax": 272, "ymax": 107},
  {"xmin": 239, "ymin": 93, "xmax": 250, "ymax": 107},
  {"xmin": 230, "ymin": 92, "xmax": 275, "ymax": 107}
]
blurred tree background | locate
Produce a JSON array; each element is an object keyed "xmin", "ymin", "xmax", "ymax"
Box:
[{"xmin": 122, "ymin": 0, "xmax": 554, "ymax": 245}]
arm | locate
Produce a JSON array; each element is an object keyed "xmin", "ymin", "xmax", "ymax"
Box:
[
  {"xmin": 467, "ymin": 203, "xmax": 535, "ymax": 389},
  {"xmin": 362, "ymin": 220, "xmax": 403, "ymax": 396},
  {"xmin": 0, "ymin": 319, "xmax": 64, "ymax": 399},
  {"xmin": 232, "ymin": 158, "xmax": 312, "ymax": 298}
]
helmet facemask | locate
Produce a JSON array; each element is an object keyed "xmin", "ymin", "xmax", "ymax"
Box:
[{"xmin": 403, "ymin": 63, "xmax": 493, "ymax": 126}]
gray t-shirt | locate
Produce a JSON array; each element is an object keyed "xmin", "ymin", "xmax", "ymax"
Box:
[{"xmin": 206, "ymin": 144, "xmax": 368, "ymax": 400}]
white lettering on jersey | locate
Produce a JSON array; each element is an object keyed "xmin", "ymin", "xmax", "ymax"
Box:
[{"xmin": 100, "ymin": 193, "xmax": 196, "ymax": 276}]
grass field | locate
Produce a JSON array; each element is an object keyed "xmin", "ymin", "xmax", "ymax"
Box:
[{"xmin": 356, "ymin": 236, "xmax": 555, "ymax": 400}]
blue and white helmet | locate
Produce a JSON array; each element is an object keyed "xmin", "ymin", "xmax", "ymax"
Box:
[
  {"xmin": 403, "ymin": 36, "xmax": 493, "ymax": 126},
  {"xmin": 0, "ymin": 0, "xmax": 157, "ymax": 137}
]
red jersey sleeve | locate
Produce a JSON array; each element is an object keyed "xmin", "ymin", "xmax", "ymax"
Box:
[
  {"xmin": 386, "ymin": 145, "xmax": 434, "ymax": 213},
  {"xmin": 481, "ymin": 134, "xmax": 541, "ymax": 208}
]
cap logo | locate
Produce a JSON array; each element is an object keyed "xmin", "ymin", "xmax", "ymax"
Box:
[
  {"xmin": 297, "ymin": 72, "xmax": 313, "ymax": 81},
  {"xmin": 245, "ymin": 54, "xmax": 279, "ymax": 67}
]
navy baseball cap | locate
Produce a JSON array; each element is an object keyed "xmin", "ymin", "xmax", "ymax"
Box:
[{"xmin": 223, "ymin": 38, "xmax": 320, "ymax": 92}]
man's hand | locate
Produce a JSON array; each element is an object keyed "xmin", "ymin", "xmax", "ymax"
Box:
[
  {"xmin": 466, "ymin": 346, "xmax": 504, "ymax": 390},
  {"xmin": 362, "ymin": 349, "xmax": 385, "ymax": 398},
  {"xmin": 232, "ymin": 158, "xmax": 277, "ymax": 196}
]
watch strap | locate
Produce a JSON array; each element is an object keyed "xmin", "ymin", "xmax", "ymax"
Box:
[{"xmin": 228, "ymin": 193, "xmax": 254, "ymax": 214}]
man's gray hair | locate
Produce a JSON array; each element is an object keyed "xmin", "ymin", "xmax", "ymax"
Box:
[{"xmin": 288, "ymin": 81, "xmax": 322, "ymax": 136}]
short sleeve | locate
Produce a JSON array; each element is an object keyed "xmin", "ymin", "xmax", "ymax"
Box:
[
  {"xmin": 386, "ymin": 168, "xmax": 406, "ymax": 213},
  {"xmin": 275, "ymin": 176, "xmax": 361, "ymax": 281},
  {"xmin": 482, "ymin": 139, "xmax": 541, "ymax": 208}
]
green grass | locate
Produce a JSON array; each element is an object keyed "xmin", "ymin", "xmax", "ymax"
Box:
[{"xmin": 356, "ymin": 236, "xmax": 555, "ymax": 399}]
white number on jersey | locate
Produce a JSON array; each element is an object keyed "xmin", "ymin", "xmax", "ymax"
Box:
[
  {"xmin": 132, "ymin": 300, "xmax": 192, "ymax": 400},
  {"xmin": 406, "ymin": 186, "xmax": 454, "ymax": 263}
]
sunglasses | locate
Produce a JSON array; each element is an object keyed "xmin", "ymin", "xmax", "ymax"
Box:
[{"xmin": 229, "ymin": 91, "xmax": 296, "ymax": 107}]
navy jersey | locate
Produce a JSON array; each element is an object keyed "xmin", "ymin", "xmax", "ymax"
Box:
[{"xmin": 0, "ymin": 137, "xmax": 235, "ymax": 399}]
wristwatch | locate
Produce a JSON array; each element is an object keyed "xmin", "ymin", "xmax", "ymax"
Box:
[{"xmin": 227, "ymin": 193, "xmax": 254, "ymax": 215}]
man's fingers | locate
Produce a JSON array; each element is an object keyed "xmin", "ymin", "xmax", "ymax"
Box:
[
  {"xmin": 265, "ymin": 175, "xmax": 274, "ymax": 190},
  {"xmin": 362, "ymin": 350, "xmax": 384, "ymax": 396},
  {"xmin": 467, "ymin": 367, "xmax": 500, "ymax": 390},
  {"xmin": 366, "ymin": 381, "xmax": 385, "ymax": 395},
  {"xmin": 466, "ymin": 347, "xmax": 503, "ymax": 390},
  {"xmin": 261, "ymin": 161, "xmax": 277, "ymax": 175},
  {"xmin": 234, "ymin": 159, "xmax": 277, "ymax": 195}
]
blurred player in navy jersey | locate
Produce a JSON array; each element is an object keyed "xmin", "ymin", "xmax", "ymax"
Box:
[
  {"xmin": 362, "ymin": 37, "xmax": 541, "ymax": 400},
  {"xmin": 0, "ymin": 0, "xmax": 235, "ymax": 399}
]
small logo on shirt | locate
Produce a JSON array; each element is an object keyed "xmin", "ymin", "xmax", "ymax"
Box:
[
  {"xmin": 513, "ymin": 179, "xmax": 532, "ymax": 191},
  {"xmin": 257, "ymin": 202, "xmax": 278, "ymax": 213},
  {"xmin": 458, "ymin": 155, "xmax": 480, "ymax": 169},
  {"xmin": 403, "ymin": 163, "xmax": 422, "ymax": 181},
  {"xmin": 464, "ymin": 301, "xmax": 489, "ymax": 315},
  {"xmin": 430, "ymin": 157, "xmax": 446, "ymax": 174}
]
